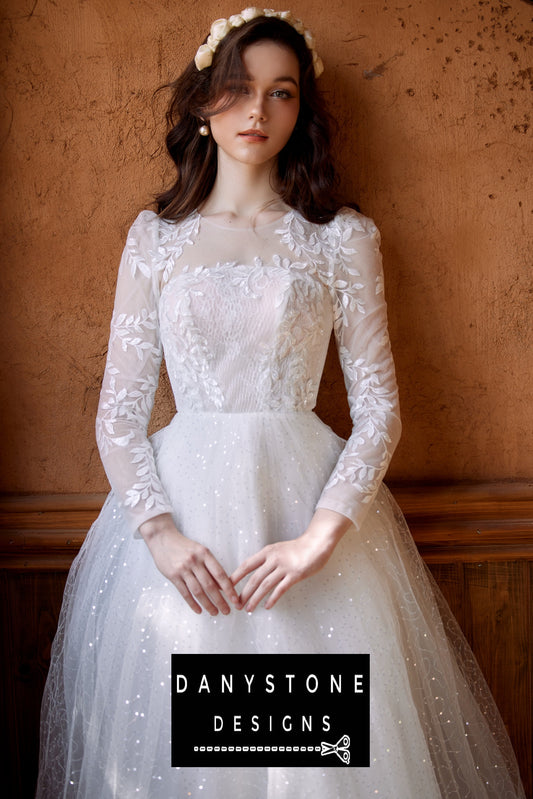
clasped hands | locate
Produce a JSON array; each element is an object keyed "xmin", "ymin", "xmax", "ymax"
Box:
[{"xmin": 140, "ymin": 509, "xmax": 351, "ymax": 615}]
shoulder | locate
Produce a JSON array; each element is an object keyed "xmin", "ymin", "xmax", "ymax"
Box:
[
  {"xmin": 127, "ymin": 209, "xmax": 200, "ymax": 249},
  {"xmin": 318, "ymin": 208, "xmax": 383, "ymax": 284},
  {"xmin": 327, "ymin": 207, "xmax": 380, "ymax": 242},
  {"xmin": 127, "ymin": 210, "xmax": 161, "ymax": 244},
  {"xmin": 290, "ymin": 208, "xmax": 380, "ymax": 252},
  {"xmin": 122, "ymin": 211, "xmax": 160, "ymax": 258},
  {"xmin": 120, "ymin": 211, "xmax": 201, "ymax": 284},
  {"xmin": 125, "ymin": 209, "xmax": 198, "ymax": 253},
  {"xmin": 119, "ymin": 211, "xmax": 164, "ymax": 282},
  {"xmin": 287, "ymin": 207, "xmax": 379, "ymax": 243}
]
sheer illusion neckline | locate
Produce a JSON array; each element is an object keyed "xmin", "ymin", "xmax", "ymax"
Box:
[{"xmin": 196, "ymin": 209, "xmax": 291, "ymax": 231}]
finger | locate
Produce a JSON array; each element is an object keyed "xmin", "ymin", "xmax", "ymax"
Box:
[
  {"xmin": 173, "ymin": 576, "xmax": 203, "ymax": 614},
  {"xmin": 193, "ymin": 566, "xmax": 232, "ymax": 615},
  {"xmin": 185, "ymin": 572, "xmax": 221, "ymax": 616},
  {"xmin": 231, "ymin": 550, "xmax": 268, "ymax": 586},
  {"xmin": 239, "ymin": 563, "xmax": 277, "ymax": 606},
  {"xmin": 244, "ymin": 569, "xmax": 284, "ymax": 613},
  {"xmin": 204, "ymin": 553, "xmax": 243, "ymax": 608},
  {"xmin": 264, "ymin": 575, "xmax": 294, "ymax": 610}
]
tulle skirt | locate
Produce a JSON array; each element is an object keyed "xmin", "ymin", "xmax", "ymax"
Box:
[{"xmin": 36, "ymin": 411, "xmax": 525, "ymax": 798}]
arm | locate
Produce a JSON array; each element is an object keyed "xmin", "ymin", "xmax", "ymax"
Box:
[
  {"xmin": 315, "ymin": 212, "xmax": 401, "ymax": 528},
  {"xmin": 232, "ymin": 212, "xmax": 401, "ymax": 611},
  {"xmin": 96, "ymin": 211, "xmax": 174, "ymax": 530},
  {"xmin": 97, "ymin": 212, "xmax": 240, "ymax": 614}
]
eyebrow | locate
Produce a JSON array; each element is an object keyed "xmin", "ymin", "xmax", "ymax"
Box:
[
  {"xmin": 272, "ymin": 75, "xmax": 299, "ymax": 87},
  {"xmin": 239, "ymin": 74, "xmax": 299, "ymax": 87}
]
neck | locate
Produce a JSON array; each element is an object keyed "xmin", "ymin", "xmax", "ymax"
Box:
[{"xmin": 200, "ymin": 152, "xmax": 285, "ymax": 221}]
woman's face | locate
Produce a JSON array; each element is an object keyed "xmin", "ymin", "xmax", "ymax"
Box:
[{"xmin": 209, "ymin": 40, "xmax": 300, "ymax": 169}]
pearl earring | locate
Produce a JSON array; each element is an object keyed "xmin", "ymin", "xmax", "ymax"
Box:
[{"xmin": 199, "ymin": 124, "xmax": 209, "ymax": 136}]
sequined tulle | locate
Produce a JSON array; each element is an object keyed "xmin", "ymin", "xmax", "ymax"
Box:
[
  {"xmin": 36, "ymin": 210, "xmax": 525, "ymax": 797},
  {"xmin": 37, "ymin": 414, "xmax": 524, "ymax": 798}
]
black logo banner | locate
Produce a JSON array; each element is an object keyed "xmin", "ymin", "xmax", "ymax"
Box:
[{"xmin": 171, "ymin": 654, "xmax": 369, "ymax": 767}]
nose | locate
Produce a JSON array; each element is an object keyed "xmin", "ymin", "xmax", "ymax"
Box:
[{"xmin": 248, "ymin": 91, "xmax": 266, "ymax": 122}]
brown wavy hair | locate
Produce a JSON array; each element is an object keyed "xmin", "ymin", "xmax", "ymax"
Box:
[{"xmin": 155, "ymin": 16, "xmax": 343, "ymax": 224}]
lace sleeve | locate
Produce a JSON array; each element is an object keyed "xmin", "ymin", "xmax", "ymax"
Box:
[
  {"xmin": 96, "ymin": 211, "xmax": 174, "ymax": 533},
  {"xmin": 316, "ymin": 211, "xmax": 402, "ymax": 530}
]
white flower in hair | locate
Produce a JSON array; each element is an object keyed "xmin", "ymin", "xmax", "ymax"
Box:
[
  {"xmin": 241, "ymin": 7, "xmax": 264, "ymax": 21},
  {"xmin": 194, "ymin": 44, "xmax": 214, "ymax": 70},
  {"xmin": 193, "ymin": 7, "xmax": 324, "ymax": 77},
  {"xmin": 228, "ymin": 14, "xmax": 246, "ymax": 27},
  {"xmin": 210, "ymin": 18, "xmax": 232, "ymax": 40}
]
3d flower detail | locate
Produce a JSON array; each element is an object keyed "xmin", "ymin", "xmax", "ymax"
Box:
[{"xmin": 194, "ymin": 8, "xmax": 324, "ymax": 77}]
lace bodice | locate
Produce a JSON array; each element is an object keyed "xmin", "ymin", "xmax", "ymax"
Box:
[{"xmin": 96, "ymin": 208, "xmax": 401, "ymax": 532}]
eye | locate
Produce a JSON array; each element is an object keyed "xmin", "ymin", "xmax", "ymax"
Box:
[{"xmin": 271, "ymin": 89, "xmax": 293, "ymax": 99}]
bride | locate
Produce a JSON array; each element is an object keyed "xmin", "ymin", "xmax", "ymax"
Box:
[{"xmin": 36, "ymin": 8, "xmax": 525, "ymax": 798}]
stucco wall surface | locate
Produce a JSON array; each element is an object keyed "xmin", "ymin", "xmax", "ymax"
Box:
[{"xmin": 0, "ymin": 0, "xmax": 531, "ymax": 494}]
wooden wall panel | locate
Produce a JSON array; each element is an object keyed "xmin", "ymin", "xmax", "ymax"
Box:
[{"xmin": 429, "ymin": 561, "xmax": 531, "ymax": 798}]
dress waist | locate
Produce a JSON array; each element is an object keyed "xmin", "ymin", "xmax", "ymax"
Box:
[{"xmin": 174, "ymin": 409, "xmax": 316, "ymax": 417}]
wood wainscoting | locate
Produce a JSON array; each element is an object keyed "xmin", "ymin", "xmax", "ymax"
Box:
[{"xmin": 1, "ymin": 483, "xmax": 532, "ymax": 798}]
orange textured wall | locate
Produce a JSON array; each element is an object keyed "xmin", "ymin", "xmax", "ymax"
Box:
[{"xmin": 0, "ymin": 0, "xmax": 531, "ymax": 494}]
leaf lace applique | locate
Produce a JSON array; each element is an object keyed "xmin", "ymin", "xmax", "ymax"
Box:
[
  {"xmin": 124, "ymin": 440, "xmax": 171, "ymax": 512},
  {"xmin": 321, "ymin": 346, "xmax": 396, "ymax": 502},
  {"xmin": 160, "ymin": 270, "xmax": 227, "ymax": 411},
  {"xmin": 155, "ymin": 212, "xmax": 201, "ymax": 286},
  {"xmin": 96, "ymin": 371, "xmax": 159, "ymax": 457},
  {"xmin": 257, "ymin": 265, "xmax": 330, "ymax": 410},
  {"xmin": 276, "ymin": 209, "xmax": 370, "ymax": 329},
  {"xmin": 109, "ymin": 309, "xmax": 160, "ymax": 359}
]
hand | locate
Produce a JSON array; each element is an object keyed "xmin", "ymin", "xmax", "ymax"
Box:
[
  {"xmin": 139, "ymin": 514, "xmax": 242, "ymax": 616},
  {"xmin": 231, "ymin": 509, "xmax": 353, "ymax": 613}
]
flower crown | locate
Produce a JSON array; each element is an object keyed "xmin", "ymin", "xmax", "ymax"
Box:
[{"xmin": 194, "ymin": 7, "xmax": 324, "ymax": 78}]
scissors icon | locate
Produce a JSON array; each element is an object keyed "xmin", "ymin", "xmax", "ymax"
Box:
[{"xmin": 320, "ymin": 734, "xmax": 350, "ymax": 764}]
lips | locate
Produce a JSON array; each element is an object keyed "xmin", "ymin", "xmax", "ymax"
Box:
[{"xmin": 238, "ymin": 129, "xmax": 268, "ymax": 139}]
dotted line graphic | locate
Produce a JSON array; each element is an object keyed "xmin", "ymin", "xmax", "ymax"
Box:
[
  {"xmin": 192, "ymin": 734, "xmax": 351, "ymax": 763},
  {"xmin": 194, "ymin": 745, "xmax": 322, "ymax": 753}
]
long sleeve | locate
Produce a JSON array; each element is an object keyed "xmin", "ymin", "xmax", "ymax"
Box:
[
  {"xmin": 96, "ymin": 211, "xmax": 174, "ymax": 533},
  {"xmin": 316, "ymin": 211, "xmax": 402, "ymax": 530}
]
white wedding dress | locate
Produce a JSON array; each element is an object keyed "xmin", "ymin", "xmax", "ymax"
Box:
[{"xmin": 36, "ymin": 208, "xmax": 525, "ymax": 798}]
